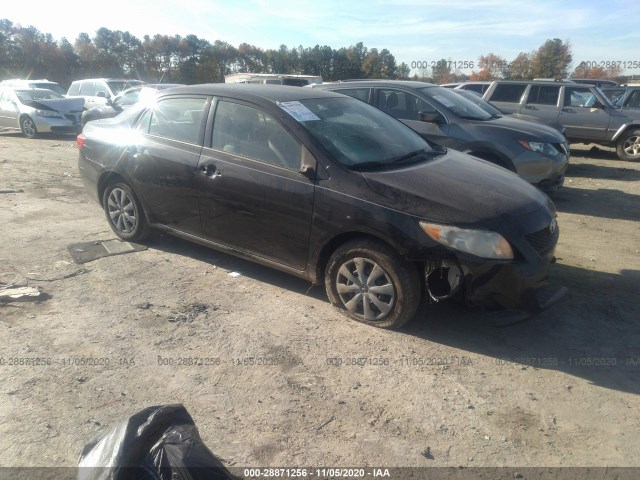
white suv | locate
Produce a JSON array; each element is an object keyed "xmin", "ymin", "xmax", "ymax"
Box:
[{"xmin": 67, "ymin": 78, "xmax": 145, "ymax": 110}]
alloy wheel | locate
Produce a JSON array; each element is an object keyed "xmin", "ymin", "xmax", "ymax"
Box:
[
  {"xmin": 335, "ymin": 257, "xmax": 396, "ymax": 321},
  {"xmin": 107, "ymin": 187, "xmax": 138, "ymax": 234}
]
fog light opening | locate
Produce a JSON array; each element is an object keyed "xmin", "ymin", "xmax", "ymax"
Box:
[{"xmin": 426, "ymin": 261, "xmax": 463, "ymax": 302}]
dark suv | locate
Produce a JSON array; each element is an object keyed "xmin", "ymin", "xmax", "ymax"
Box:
[
  {"xmin": 312, "ymin": 80, "xmax": 569, "ymax": 190},
  {"xmin": 483, "ymin": 80, "xmax": 640, "ymax": 161}
]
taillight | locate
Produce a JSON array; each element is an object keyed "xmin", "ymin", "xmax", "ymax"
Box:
[{"xmin": 76, "ymin": 133, "xmax": 85, "ymax": 149}]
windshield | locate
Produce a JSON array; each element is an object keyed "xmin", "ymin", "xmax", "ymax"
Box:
[
  {"xmin": 15, "ymin": 89, "xmax": 64, "ymax": 103},
  {"xmin": 419, "ymin": 86, "xmax": 493, "ymax": 120},
  {"xmin": 31, "ymin": 83, "xmax": 66, "ymax": 96},
  {"xmin": 454, "ymin": 90, "xmax": 503, "ymax": 116},
  {"xmin": 107, "ymin": 80, "xmax": 145, "ymax": 96},
  {"xmin": 292, "ymin": 97, "xmax": 435, "ymax": 169}
]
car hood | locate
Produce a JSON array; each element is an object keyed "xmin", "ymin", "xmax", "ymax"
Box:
[
  {"xmin": 25, "ymin": 98, "xmax": 85, "ymax": 113},
  {"xmin": 472, "ymin": 115, "xmax": 566, "ymax": 143},
  {"xmin": 361, "ymin": 149, "xmax": 551, "ymax": 227}
]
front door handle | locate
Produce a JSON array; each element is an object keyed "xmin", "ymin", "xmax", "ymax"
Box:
[
  {"xmin": 524, "ymin": 105, "xmax": 537, "ymax": 110},
  {"xmin": 561, "ymin": 107, "xmax": 575, "ymax": 113}
]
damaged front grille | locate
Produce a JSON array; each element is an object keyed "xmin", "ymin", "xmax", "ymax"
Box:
[
  {"xmin": 525, "ymin": 224, "xmax": 558, "ymax": 255},
  {"xmin": 65, "ymin": 113, "xmax": 80, "ymax": 122}
]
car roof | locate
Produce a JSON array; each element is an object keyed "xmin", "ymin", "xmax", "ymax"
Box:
[
  {"xmin": 492, "ymin": 80, "xmax": 586, "ymax": 86},
  {"xmin": 157, "ymin": 83, "xmax": 345, "ymax": 103},
  {"xmin": 313, "ymin": 80, "xmax": 438, "ymax": 89},
  {"xmin": 71, "ymin": 78, "xmax": 144, "ymax": 83}
]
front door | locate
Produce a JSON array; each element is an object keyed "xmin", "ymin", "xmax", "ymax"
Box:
[
  {"xmin": 375, "ymin": 88, "xmax": 450, "ymax": 147},
  {"xmin": 559, "ymin": 86, "xmax": 611, "ymax": 141},
  {"xmin": 197, "ymin": 99, "xmax": 315, "ymax": 270}
]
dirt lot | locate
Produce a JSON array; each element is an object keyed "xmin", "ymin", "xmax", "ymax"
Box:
[{"xmin": 0, "ymin": 132, "xmax": 639, "ymax": 470}]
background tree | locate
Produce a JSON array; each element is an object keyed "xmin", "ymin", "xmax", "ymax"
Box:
[
  {"xmin": 470, "ymin": 53, "xmax": 507, "ymax": 80},
  {"xmin": 530, "ymin": 38, "xmax": 572, "ymax": 79},
  {"xmin": 504, "ymin": 52, "xmax": 532, "ymax": 79}
]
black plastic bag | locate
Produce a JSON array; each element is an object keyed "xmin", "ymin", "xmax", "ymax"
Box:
[{"xmin": 78, "ymin": 404, "xmax": 239, "ymax": 480}]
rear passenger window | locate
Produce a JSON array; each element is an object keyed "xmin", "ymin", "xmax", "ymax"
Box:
[
  {"xmin": 148, "ymin": 97, "xmax": 208, "ymax": 144},
  {"xmin": 212, "ymin": 101, "xmax": 302, "ymax": 171},
  {"xmin": 68, "ymin": 83, "xmax": 80, "ymax": 96},
  {"xmin": 526, "ymin": 85, "xmax": 560, "ymax": 105},
  {"xmin": 490, "ymin": 84, "xmax": 527, "ymax": 103}
]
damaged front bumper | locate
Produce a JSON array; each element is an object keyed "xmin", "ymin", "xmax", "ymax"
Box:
[{"xmin": 424, "ymin": 255, "xmax": 567, "ymax": 324}]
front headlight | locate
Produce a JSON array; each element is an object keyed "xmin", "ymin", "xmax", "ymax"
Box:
[
  {"xmin": 518, "ymin": 140, "xmax": 560, "ymax": 156},
  {"xmin": 420, "ymin": 222, "xmax": 514, "ymax": 260},
  {"xmin": 35, "ymin": 109, "xmax": 63, "ymax": 118}
]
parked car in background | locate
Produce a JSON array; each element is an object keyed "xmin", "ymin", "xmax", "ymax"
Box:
[
  {"xmin": 534, "ymin": 78, "xmax": 619, "ymax": 88},
  {"xmin": 606, "ymin": 86, "xmax": 640, "ymax": 109},
  {"xmin": 453, "ymin": 88, "xmax": 566, "ymax": 133},
  {"xmin": 77, "ymin": 84, "xmax": 565, "ymax": 329},
  {"xmin": 67, "ymin": 78, "xmax": 146, "ymax": 110},
  {"xmin": 81, "ymin": 84, "xmax": 184, "ymax": 125},
  {"xmin": 0, "ymin": 87, "xmax": 83, "ymax": 138},
  {"xmin": 600, "ymin": 87, "xmax": 627, "ymax": 104},
  {"xmin": 312, "ymin": 80, "xmax": 569, "ymax": 190},
  {"xmin": 225, "ymin": 73, "xmax": 322, "ymax": 86},
  {"xmin": 483, "ymin": 80, "xmax": 640, "ymax": 161},
  {"xmin": 0, "ymin": 79, "xmax": 67, "ymax": 96},
  {"xmin": 446, "ymin": 81, "xmax": 492, "ymax": 94}
]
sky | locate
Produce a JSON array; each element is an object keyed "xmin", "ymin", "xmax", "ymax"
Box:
[{"xmin": 3, "ymin": 0, "xmax": 640, "ymax": 76}]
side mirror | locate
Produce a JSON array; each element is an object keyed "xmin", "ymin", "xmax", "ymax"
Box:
[
  {"xmin": 418, "ymin": 111, "xmax": 443, "ymax": 124},
  {"xmin": 300, "ymin": 147, "xmax": 316, "ymax": 178},
  {"xmin": 96, "ymin": 91, "xmax": 108, "ymax": 99}
]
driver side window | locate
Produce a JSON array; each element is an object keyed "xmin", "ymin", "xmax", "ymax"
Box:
[{"xmin": 211, "ymin": 101, "xmax": 302, "ymax": 171}]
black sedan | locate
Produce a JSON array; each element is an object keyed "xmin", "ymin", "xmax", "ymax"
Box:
[{"xmin": 77, "ymin": 84, "xmax": 564, "ymax": 329}]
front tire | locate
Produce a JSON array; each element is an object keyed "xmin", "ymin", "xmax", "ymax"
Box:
[
  {"xmin": 616, "ymin": 129, "xmax": 640, "ymax": 161},
  {"xmin": 325, "ymin": 239, "xmax": 420, "ymax": 329},
  {"xmin": 102, "ymin": 182, "xmax": 149, "ymax": 242},
  {"xmin": 20, "ymin": 116, "xmax": 37, "ymax": 139}
]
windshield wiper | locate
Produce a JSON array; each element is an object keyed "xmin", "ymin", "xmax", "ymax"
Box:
[{"xmin": 387, "ymin": 148, "xmax": 434, "ymax": 165}]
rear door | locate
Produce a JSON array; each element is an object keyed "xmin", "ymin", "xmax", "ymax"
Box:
[
  {"xmin": 485, "ymin": 83, "xmax": 528, "ymax": 114},
  {"xmin": 559, "ymin": 86, "xmax": 611, "ymax": 141},
  {"xmin": 197, "ymin": 99, "xmax": 315, "ymax": 270},
  {"xmin": 129, "ymin": 95, "xmax": 209, "ymax": 235},
  {"xmin": 522, "ymin": 84, "xmax": 561, "ymax": 125}
]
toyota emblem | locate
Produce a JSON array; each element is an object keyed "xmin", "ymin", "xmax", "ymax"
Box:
[{"xmin": 550, "ymin": 218, "xmax": 557, "ymax": 234}]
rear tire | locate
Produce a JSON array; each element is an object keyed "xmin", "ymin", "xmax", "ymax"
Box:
[
  {"xmin": 325, "ymin": 239, "xmax": 421, "ymax": 329},
  {"xmin": 616, "ymin": 129, "xmax": 640, "ymax": 161},
  {"xmin": 102, "ymin": 182, "xmax": 149, "ymax": 242},
  {"xmin": 20, "ymin": 116, "xmax": 37, "ymax": 139}
]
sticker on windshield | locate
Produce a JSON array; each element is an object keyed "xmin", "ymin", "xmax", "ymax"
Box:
[
  {"xmin": 432, "ymin": 95, "xmax": 456, "ymax": 108},
  {"xmin": 277, "ymin": 101, "xmax": 320, "ymax": 121}
]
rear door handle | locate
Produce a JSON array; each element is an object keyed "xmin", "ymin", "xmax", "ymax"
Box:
[
  {"xmin": 561, "ymin": 107, "xmax": 574, "ymax": 113},
  {"xmin": 524, "ymin": 105, "xmax": 537, "ymax": 110},
  {"xmin": 199, "ymin": 164, "xmax": 221, "ymax": 177}
]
